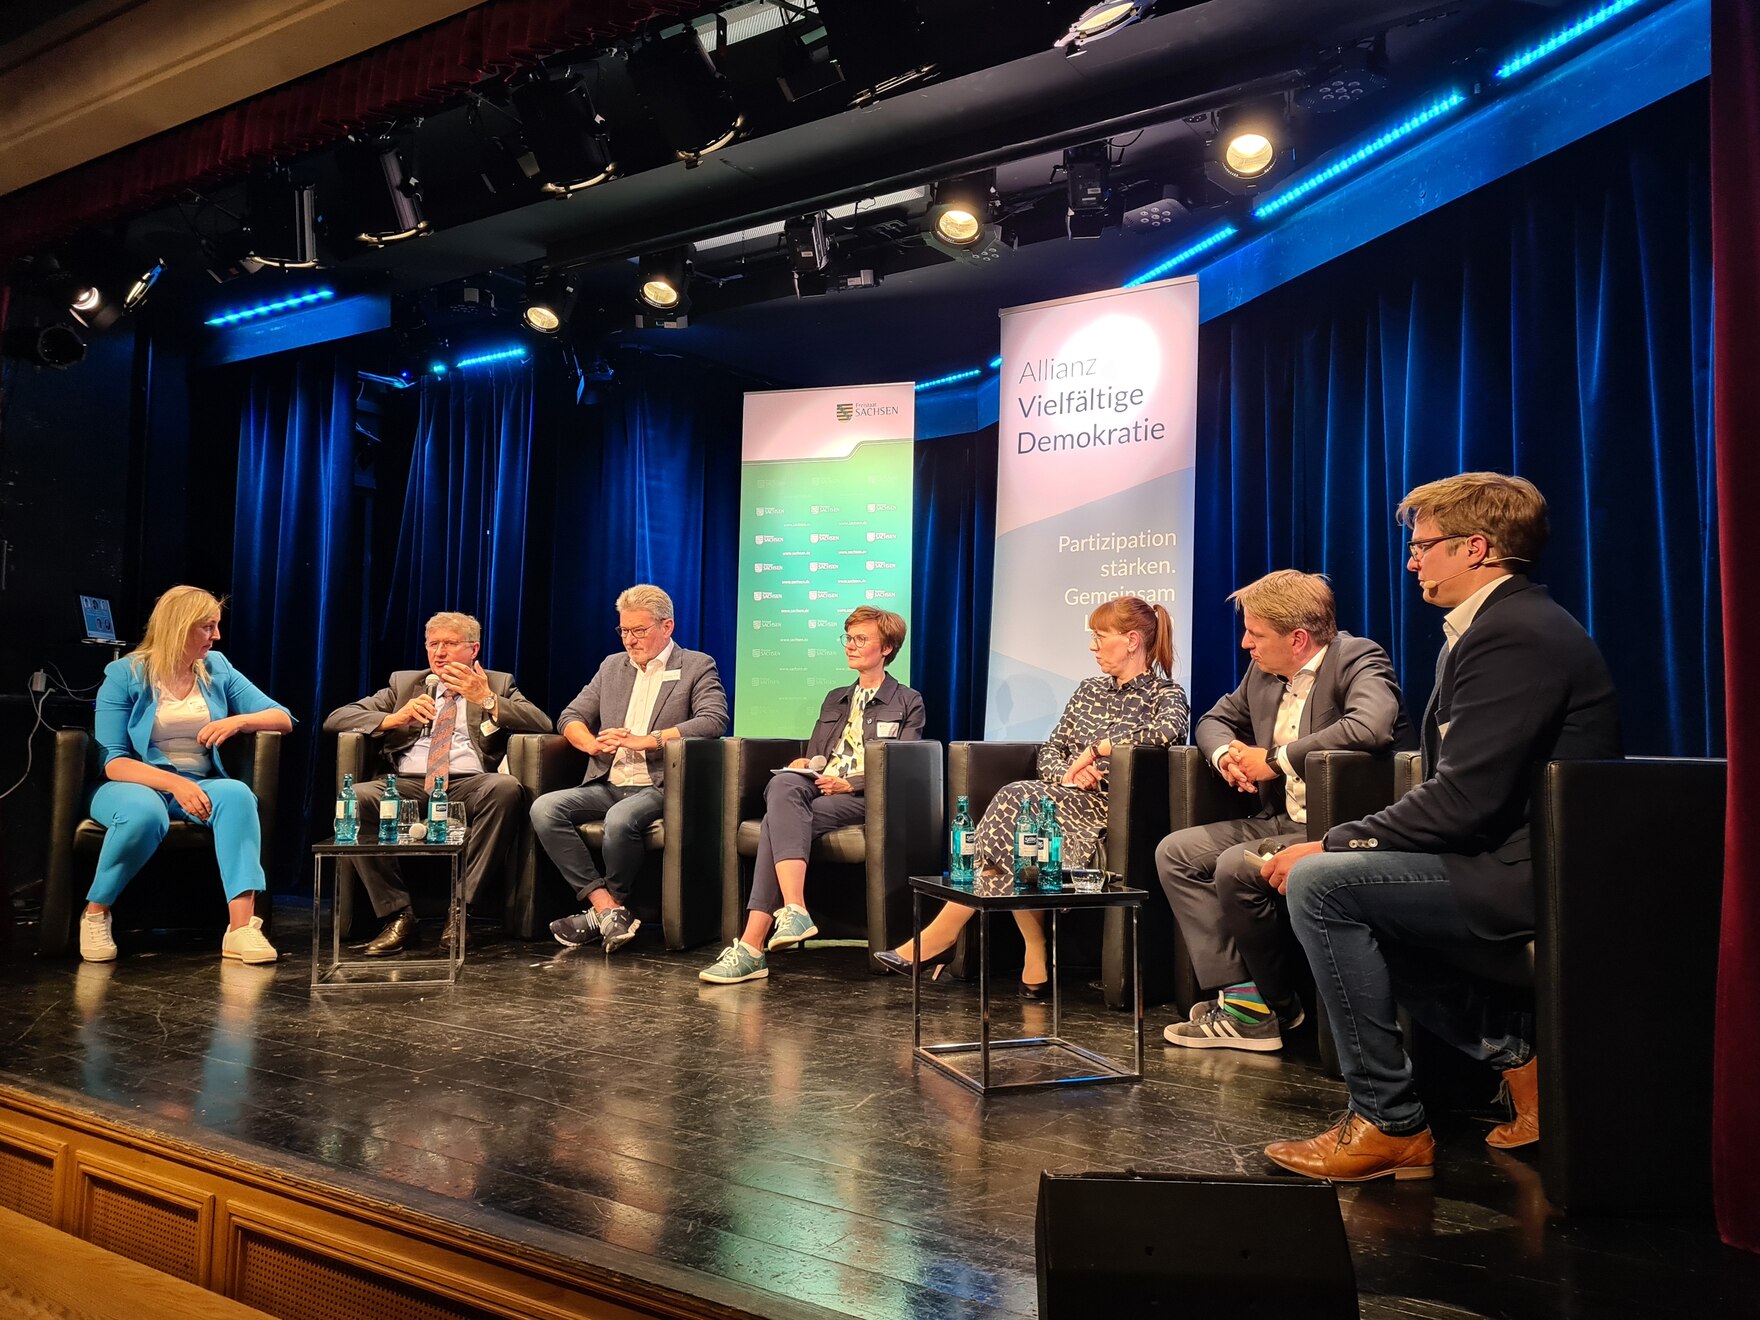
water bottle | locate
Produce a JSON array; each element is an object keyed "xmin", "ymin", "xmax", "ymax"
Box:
[
  {"xmin": 378, "ymin": 774, "xmax": 400, "ymax": 844},
  {"xmin": 334, "ymin": 773, "xmax": 358, "ymax": 843},
  {"xmin": 1012, "ymin": 797, "xmax": 1041, "ymax": 882},
  {"xmin": 949, "ymin": 795, "xmax": 976, "ymax": 885},
  {"xmin": 1037, "ymin": 796, "xmax": 1064, "ymax": 888},
  {"xmin": 426, "ymin": 774, "xmax": 450, "ymax": 843}
]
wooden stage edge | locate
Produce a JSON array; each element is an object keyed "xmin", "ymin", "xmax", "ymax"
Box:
[{"xmin": 0, "ymin": 1081, "xmax": 835, "ymax": 1320}]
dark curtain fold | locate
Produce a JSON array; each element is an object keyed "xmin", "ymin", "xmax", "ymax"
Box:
[
  {"xmin": 912, "ymin": 424, "xmax": 998, "ymax": 743},
  {"xmin": 382, "ymin": 364, "xmax": 535, "ymax": 673},
  {"xmin": 226, "ymin": 351, "xmax": 361, "ymax": 883},
  {"xmin": 1192, "ymin": 86, "xmax": 1718, "ymax": 761},
  {"xmin": 1711, "ymin": 0, "xmax": 1760, "ymax": 1256}
]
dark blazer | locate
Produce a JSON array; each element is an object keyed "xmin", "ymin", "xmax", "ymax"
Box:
[
  {"xmin": 557, "ymin": 644, "xmax": 728, "ymax": 788},
  {"xmin": 1325, "ymin": 577, "xmax": 1622, "ymax": 938},
  {"xmin": 1193, "ymin": 631, "xmax": 1416, "ymax": 818},
  {"xmin": 803, "ymin": 672, "xmax": 927, "ymax": 795},
  {"xmin": 324, "ymin": 669, "xmax": 552, "ymax": 777}
]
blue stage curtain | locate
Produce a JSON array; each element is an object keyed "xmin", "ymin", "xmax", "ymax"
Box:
[
  {"xmin": 381, "ymin": 361, "xmax": 535, "ymax": 674},
  {"xmin": 912, "ymin": 423, "xmax": 998, "ymax": 742},
  {"xmin": 1192, "ymin": 86, "xmax": 1718, "ymax": 757},
  {"xmin": 227, "ymin": 350, "xmax": 362, "ymax": 875}
]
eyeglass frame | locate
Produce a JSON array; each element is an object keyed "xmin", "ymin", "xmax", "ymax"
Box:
[
  {"xmin": 614, "ymin": 624, "xmax": 658, "ymax": 640},
  {"xmin": 839, "ymin": 632, "xmax": 875, "ymax": 649},
  {"xmin": 1406, "ymin": 532, "xmax": 1479, "ymax": 559}
]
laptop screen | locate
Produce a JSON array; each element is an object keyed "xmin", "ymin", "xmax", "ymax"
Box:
[{"xmin": 80, "ymin": 596, "xmax": 116, "ymax": 642}]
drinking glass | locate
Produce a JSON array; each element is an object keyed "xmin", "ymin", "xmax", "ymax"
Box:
[
  {"xmin": 397, "ymin": 797, "xmax": 425, "ymax": 843},
  {"xmin": 446, "ymin": 801, "xmax": 467, "ymax": 844}
]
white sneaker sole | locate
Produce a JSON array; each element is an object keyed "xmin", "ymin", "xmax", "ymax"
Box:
[
  {"xmin": 80, "ymin": 947, "xmax": 118, "ymax": 964},
  {"xmin": 601, "ymin": 917, "xmax": 641, "ymax": 953},
  {"xmin": 222, "ymin": 948, "xmax": 279, "ymax": 965},
  {"xmin": 766, "ymin": 925, "xmax": 818, "ymax": 952},
  {"xmin": 1163, "ymin": 1026, "xmax": 1282, "ymax": 1051},
  {"xmin": 698, "ymin": 966, "xmax": 769, "ymax": 984}
]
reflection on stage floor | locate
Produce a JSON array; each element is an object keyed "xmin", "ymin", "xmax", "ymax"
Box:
[{"xmin": 2, "ymin": 901, "xmax": 1754, "ymax": 1319}]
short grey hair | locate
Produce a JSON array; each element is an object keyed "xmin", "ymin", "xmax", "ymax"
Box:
[
  {"xmin": 615, "ymin": 584, "xmax": 674, "ymax": 622},
  {"xmin": 424, "ymin": 611, "xmax": 482, "ymax": 644}
]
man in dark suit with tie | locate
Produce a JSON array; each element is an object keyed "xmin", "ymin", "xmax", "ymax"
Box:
[
  {"xmin": 532, "ymin": 584, "xmax": 729, "ymax": 953},
  {"xmin": 324, "ymin": 611, "xmax": 553, "ymax": 955},
  {"xmin": 1263, "ymin": 473, "xmax": 1621, "ymax": 1182},
  {"xmin": 1156, "ymin": 570, "xmax": 1414, "ymax": 1052}
]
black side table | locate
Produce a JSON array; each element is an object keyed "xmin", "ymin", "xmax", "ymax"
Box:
[
  {"xmin": 312, "ymin": 837, "xmax": 465, "ymax": 988},
  {"xmin": 908, "ymin": 873, "xmax": 1145, "ymax": 1093}
]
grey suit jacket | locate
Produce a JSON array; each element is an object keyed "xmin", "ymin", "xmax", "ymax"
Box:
[
  {"xmin": 323, "ymin": 669, "xmax": 552, "ymax": 777},
  {"xmin": 557, "ymin": 644, "xmax": 728, "ymax": 787},
  {"xmin": 1194, "ymin": 632, "xmax": 1416, "ymax": 818}
]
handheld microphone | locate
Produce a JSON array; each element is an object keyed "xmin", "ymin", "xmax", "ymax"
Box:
[
  {"xmin": 422, "ymin": 673, "xmax": 440, "ymax": 732},
  {"xmin": 808, "ymin": 755, "xmax": 828, "ymax": 774}
]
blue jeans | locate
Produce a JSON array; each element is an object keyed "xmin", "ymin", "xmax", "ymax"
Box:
[
  {"xmin": 86, "ymin": 778, "xmax": 266, "ymax": 905},
  {"xmin": 1286, "ymin": 851, "xmax": 1533, "ymax": 1135},
  {"xmin": 529, "ymin": 781, "xmax": 663, "ymax": 906}
]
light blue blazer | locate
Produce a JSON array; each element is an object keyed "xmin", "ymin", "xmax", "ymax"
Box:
[{"xmin": 94, "ymin": 650, "xmax": 291, "ymax": 779}]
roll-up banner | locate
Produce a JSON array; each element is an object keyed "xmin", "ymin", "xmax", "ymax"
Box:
[
  {"xmin": 986, "ymin": 278, "xmax": 1199, "ymax": 739},
  {"xmin": 736, "ymin": 383, "xmax": 916, "ymax": 735}
]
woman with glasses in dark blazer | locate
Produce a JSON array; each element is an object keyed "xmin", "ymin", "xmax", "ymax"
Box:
[{"xmin": 700, "ymin": 606, "xmax": 925, "ymax": 984}]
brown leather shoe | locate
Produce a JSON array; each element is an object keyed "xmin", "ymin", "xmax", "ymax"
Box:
[
  {"xmin": 1265, "ymin": 1112, "xmax": 1435, "ymax": 1182},
  {"xmin": 361, "ymin": 907, "xmax": 416, "ymax": 957},
  {"xmin": 437, "ymin": 903, "xmax": 467, "ymax": 957},
  {"xmin": 1487, "ymin": 1056, "xmax": 1540, "ymax": 1148}
]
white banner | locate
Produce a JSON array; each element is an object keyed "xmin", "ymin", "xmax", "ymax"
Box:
[{"xmin": 985, "ymin": 278, "xmax": 1198, "ymax": 739}]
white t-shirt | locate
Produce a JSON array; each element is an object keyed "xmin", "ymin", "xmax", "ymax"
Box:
[{"xmin": 152, "ymin": 684, "xmax": 213, "ymax": 776}]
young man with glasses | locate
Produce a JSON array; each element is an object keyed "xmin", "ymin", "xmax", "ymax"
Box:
[
  {"xmin": 532, "ymin": 584, "xmax": 728, "ymax": 952},
  {"xmin": 1260, "ymin": 472, "xmax": 1621, "ymax": 1181},
  {"xmin": 699, "ymin": 607, "xmax": 923, "ymax": 984}
]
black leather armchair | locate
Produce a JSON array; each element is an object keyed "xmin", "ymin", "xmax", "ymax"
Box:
[
  {"xmin": 508, "ymin": 734, "xmax": 725, "ymax": 949},
  {"xmin": 721, "ymin": 738, "xmax": 943, "ymax": 966},
  {"xmin": 42, "ymin": 729, "xmax": 282, "ymax": 956}
]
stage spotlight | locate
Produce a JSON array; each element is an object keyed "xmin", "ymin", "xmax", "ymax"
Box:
[
  {"xmin": 929, "ymin": 173, "xmax": 994, "ymax": 247},
  {"xmin": 1054, "ymin": 0, "xmax": 1154, "ymax": 53},
  {"xmin": 638, "ymin": 247, "xmax": 692, "ymax": 314},
  {"xmin": 238, "ymin": 173, "xmax": 319, "ymax": 269},
  {"xmin": 1207, "ymin": 98, "xmax": 1291, "ymax": 193},
  {"xmin": 1297, "ymin": 41, "xmax": 1390, "ymax": 114},
  {"xmin": 71, "ymin": 287, "xmax": 101, "ymax": 313},
  {"xmin": 628, "ymin": 30, "xmax": 743, "ymax": 164},
  {"xmin": 335, "ymin": 135, "xmax": 428, "ymax": 246},
  {"xmin": 1063, "ymin": 142, "xmax": 1118, "ymax": 239},
  {"xmin": 523, "ymin": 270, "xmax": 576, "ymax": 334},
  {"xmin": 508, "ymin": 69, "xmax": 616, "ymax": 195},
  {"xmin": 784, "ymin": 214, "xmax": 830, "ymax": 274},
  {"xmin": 122, "ymin": 258, "xmax": 165, "ymax": 312},
  {"xmin": 3, "ymin": 323, "xmax": 87, "ymax": 369}
]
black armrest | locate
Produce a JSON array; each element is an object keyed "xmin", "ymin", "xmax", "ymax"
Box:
[
  {"xmin": 662, "ymin": 737, "xmax": 727, "ymax": 949},
  {"xmin": 1303, "ymin": 750, "xmax": 1401, "ymax": 841},
  {"xmin": 864, "ymin": 739, "xmax": 944, "ymax": 960},
  {"xmin": 720, "ymin": 738, "xmax": 807, "ymax": 941},
  {"xmin": 507, "ymin": 732, "xmax": 593, "ymax": 797},
  {"xmin": 335, "ymin": 731, "xmax": 371, "ymax": 788},
  {"xmin": 947, "ymin": 742, "xmax": 1040, "ymax": 819},
  {"xmin": 1100, "ymin": 744, "xmax": 1174, "ymax": 1008},
  {"xmin": 41, "ymin": 730, "xmax": 93, "ymax": 956}
]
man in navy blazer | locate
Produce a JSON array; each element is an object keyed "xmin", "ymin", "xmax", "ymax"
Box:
[
  {"xmin": 1263, "ymin": 473, "xmax": 1621, "ymax": 1183},
  {"xmin": 1157, "ymin": 570, "xmax": 1414, "ymax": 1053},
  {"xmin": 532, "ymin": 584, "xmax": 729, "ymax": 953}
]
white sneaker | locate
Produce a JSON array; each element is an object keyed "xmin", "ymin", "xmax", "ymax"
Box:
[
  {"xmin": 79, "ymin": 910, "xmax": 117, "ymax": 963},
  {"xmin": 221, "ymin": 916, "xmax": 279, "ymax": 965}
]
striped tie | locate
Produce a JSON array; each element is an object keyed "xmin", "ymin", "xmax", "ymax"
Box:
[{"xmin": 425, "ymin": 693, "xmax": 456, "ymax": 793}]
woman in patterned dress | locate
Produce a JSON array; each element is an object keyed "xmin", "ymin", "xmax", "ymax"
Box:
[{"xmin": 878, "ymin": 596, "xmax": 1187, "ymax": 993}]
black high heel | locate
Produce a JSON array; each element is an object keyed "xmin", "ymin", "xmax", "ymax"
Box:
[
  {"xmin": 1019, "ymin": 978, "xmax": 1049, "ymax": 1000},
  {"xmin": 874, "ymin": 947, "xmax": 955, "ymax": 980}
]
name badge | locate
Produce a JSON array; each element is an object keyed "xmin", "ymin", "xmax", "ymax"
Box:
[
  {"xmin": 876, "ymin": 721, "xmax": 901, "ymax": 738},
  {"xmin": 661, "ymin": 670, "xmax": 683, "ymax": 682}
]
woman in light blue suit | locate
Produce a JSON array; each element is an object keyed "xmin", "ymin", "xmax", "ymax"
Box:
[{"xmin": 84, "ymin": 585, "xmax": 292, "ymax": 965}]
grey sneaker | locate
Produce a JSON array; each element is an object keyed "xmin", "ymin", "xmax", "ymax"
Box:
[
  {"xmin": 550, "ymin": 910, "xmax": 601, "ymax": 948},
  {"xmin": 1165, "ymin": 998, "xmax": 1284, "ymax": 1051},
  {"xmin": 1188, "ymin": 990, "xmax": 1305, "ymax": 1031},
  {"xmin": 698, "ymin": 942, "xmax": 769, "ymax": 984},
  {"xmin": 766, "ymin": 906, "xmax": 818, "ymax": 951},
  {"xmin": 597, "ymin": 906, "xmax": 641, "ymax": 953}
]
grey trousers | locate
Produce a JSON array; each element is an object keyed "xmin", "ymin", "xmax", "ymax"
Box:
[
  {"xmin": 1155, "ymin": 813, "xmax": 1304, "ymax": 1003},
  {"xmin": 747, "ymin": 772, "xmax": 867, "ymax": 913},
  {"xmin": 350, "ymin": 772, "xmax": 527, "ymax": 917}
]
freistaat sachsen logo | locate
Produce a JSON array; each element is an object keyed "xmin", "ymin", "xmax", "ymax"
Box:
[{"xmin": 835, "ymin": 403, "xmax": 854, "ymax": 422}]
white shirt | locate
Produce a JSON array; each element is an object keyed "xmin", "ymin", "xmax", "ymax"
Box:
[
  {"xmin": 1443, "ymin": 576, "xmax": 1508, "ymax": 651},
  {"xmin": 152, "ymin": 684, "xmax": 213, "ymax": 776},
  {"xmin": 1209, "ymin": 646, "xmax": 1327, "ymax": 825},
  {"xmin": 395, "ymin": 686, "xmax": 486, "ymax": 778},
  {"xmin": 611, "ymin": 643, "xmax": 675, "ymax": 787}
]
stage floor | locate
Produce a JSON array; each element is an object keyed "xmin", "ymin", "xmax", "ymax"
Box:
[{"xmin": 2, "ymin": 901, "xmax": 1755, "ymax": 1319}]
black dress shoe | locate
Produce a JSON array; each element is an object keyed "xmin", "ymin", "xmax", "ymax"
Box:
[
  {"xmin": 1019, "ymin": 979, "xmax": 1049, "ymax": 1000},
  {"xmin": 437, "ymin": 903, "xmax": 466, "ymax": 957},
  {"xmin": 361, "ymin": 907, "xmax": 416, "ymax": 957}
]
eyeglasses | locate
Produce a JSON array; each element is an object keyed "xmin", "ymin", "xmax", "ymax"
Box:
[
  {"xmin": 1406, "ymin": 534, "xmax": 1472, "ymax": 558},
  {"xmin": 840, "ymin": 633, "xmax": 874, "ymax": 649},
  {"xmin": 1089, "ymin": 630, "xmax": 1123, "ymax": 644},
  {"xmin": 615, "ymin": 625, "xmax": 655, "ymax": 640}
]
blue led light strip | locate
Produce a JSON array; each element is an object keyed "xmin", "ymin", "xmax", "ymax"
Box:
[
  {"xmin": 453, "ymin": 346, "xmax": 529, "ymax": 369},
  {"xmin": 1123, "ymin": 224, "xmax": 1240, "ymax": 288},
  {"xmin": 203, "ymin": 288, "xmax": 335, "ymax": 327},
  {"xmin": 915, "ymin": 367, "xmax": 983, "ymax": 392},
  {"xmin": 1496, "ymin": 0, "xmax": 1647, "ymax": 79},
  {"xmin": 1252, "ymin": 91, "xmax": 1468, "ymax": 220}
]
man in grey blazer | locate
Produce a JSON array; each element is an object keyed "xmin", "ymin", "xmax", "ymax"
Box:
[
  {"xmin": 324, "ymin": 611, "xmax": 553, "ymax": 955},
  {"xmin": 532, "ymin": 584, "xmax": 729, "ymax": 952},
  {"xmin": 1157, "ymin": 570, "xmax": 1414, "ymax": 1052}
]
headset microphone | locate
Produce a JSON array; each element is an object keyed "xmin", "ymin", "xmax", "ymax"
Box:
[{"xmin": 1418, "ymin": 563, "xmax": 1481, "ymax": 593}]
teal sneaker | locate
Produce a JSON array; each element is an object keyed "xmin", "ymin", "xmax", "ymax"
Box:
[
  {"xmin": 766, "ymin": 906, "xmax": 819, "ymax": 951},
  {"xmin": 699, "ymin": 942, "xmax": 769, "ymax": 984}
]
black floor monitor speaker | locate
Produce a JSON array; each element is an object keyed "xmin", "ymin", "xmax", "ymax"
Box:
[{"xmin": 1036, "ymin": 1170, "xmax": 1358, "ymax": 1318}]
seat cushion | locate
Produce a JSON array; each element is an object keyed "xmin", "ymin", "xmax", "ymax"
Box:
[
  {"xmin": 734, "ymin": 819, "xmax": 865, "ymax": 865},
  {"xmin": 73, "ymin": 820, "xmax": 217, "ymax": 858}
]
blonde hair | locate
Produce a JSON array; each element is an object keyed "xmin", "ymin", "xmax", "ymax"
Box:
[
  {"xmin": 1228, "ymin": 570, "xmax": 1337, "ymax": 646},
  {"xmin": 130, "ymin": 585, "xmax": 223, "ymax": 690},
  {"xmin": 1398, "ymin": 471, "xmax": 1549, "ymax": 567},
  {"xmin": 615, "ymin": 583, "xmax": 674, "ymax": 622},
  {"xmin": 424, "ymin": 611, "xmax": 482, "ymax": 644},
  {"xmin": 1087, "ymin": 596, "xmax": 1176, "ymax": 679}
]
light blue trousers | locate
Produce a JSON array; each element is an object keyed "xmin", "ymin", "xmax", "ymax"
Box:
[{"xmin": 86, "ymin": 778, "xmax": 266, "ymax": 905}]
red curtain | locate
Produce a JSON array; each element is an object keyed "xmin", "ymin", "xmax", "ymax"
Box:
[
  {"xmin": 1712, "ymin": 0, "xmax": 1760, "ymax": 1255},
  {"xmin": 0, "ymin": 0, "xmax": 695, "ymax": 262}
]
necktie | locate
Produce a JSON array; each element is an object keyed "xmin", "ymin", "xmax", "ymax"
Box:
[{"xmin": 425, "ymin": 693, "xmax": 457, "ymax": 793}]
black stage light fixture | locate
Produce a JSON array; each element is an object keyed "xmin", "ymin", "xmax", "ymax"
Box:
[
  {"xmin": 627, "ymin": 29, "xmax": 743, "ymax": 165},
  {"xmin": 1297, "ymin": 40, "xmax": 1390, "ymax": 114},
  {"xmin": 813, "ymin": 0, "xmax": 934, "ymax": 105},
  {"xmin": 784, "ymin": 213, "xmax": 830, "ymax": 274},
  {"xmin": 508, "ymin": 69, "xmax": 616, "ymax": 195},
  {"xmin": 637, "ymin": 246, "xmax": 692, "ymax": 323},
  {"xmin": 122, "ymin": 257, "xmax": 166, "ymax": 312},
  {"xmin": 1054, "ymin": 0, "xmax": 1155, "ymax": 54},
  {"xmin": 926, "ymin": 172, "xmax": 1001, "ymax": 260},
  {"xmin": 523, "ymin": 269, "xmax": 577, "ymax": 334},
  {"xmin": 335, "ymin": 134, "xmax": 428, "ymax": 246},
  {"xmin": 1206, "ymin": 97, "xmax": 1292, "ymax": 193},
  {"xmin": 3, "ymin": 322, "xmax": 87, "ymax": 369},
  {"xmin": 240, "ymin": 172, "xmax": 319, "ymax": 269},
  {"xmin": 1063, "ymin": 141, "xmax": 1117, "ymax": 239}
]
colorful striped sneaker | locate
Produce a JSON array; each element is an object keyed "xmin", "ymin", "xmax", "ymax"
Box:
[
  {"xmin": 698, "ymin": 942, "xmax": 769, "ymax": 984},
  {"xmin": 1164, "ymin": 996, "xmax": 1284, "ymax": 1051},
  {"xmin": 766, "ymin": 906, "xmax": 818, "ymax": 951}
]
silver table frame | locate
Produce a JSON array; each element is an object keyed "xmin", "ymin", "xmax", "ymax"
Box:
[
  {"xmin": 311, "ymin": 837, "xmax": 465, "ymax": 988},
  {"xmin": 908, "ymin": 874, "xmax": 1145, "ymax": 1094}
]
